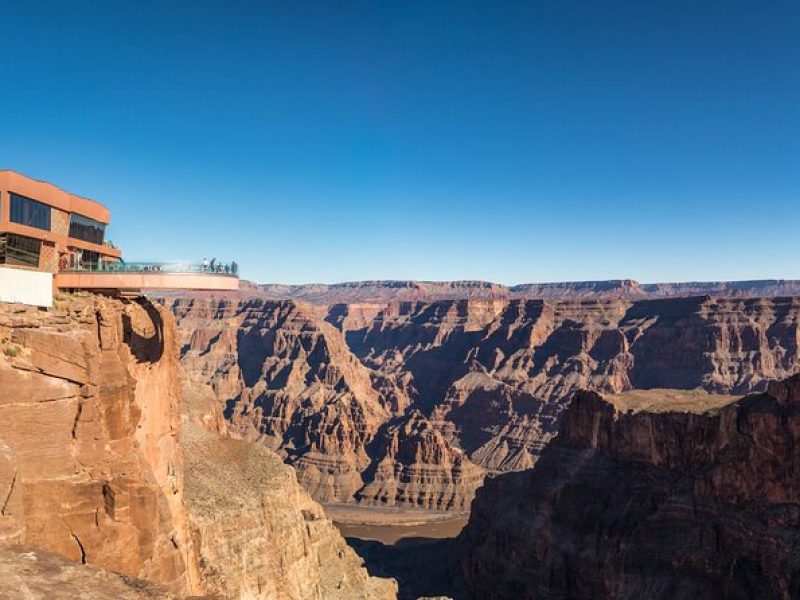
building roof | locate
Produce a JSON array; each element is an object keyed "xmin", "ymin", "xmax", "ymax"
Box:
[{"xmin": 0, "ymin": 170, "xmax": 112, "ymax": 224}]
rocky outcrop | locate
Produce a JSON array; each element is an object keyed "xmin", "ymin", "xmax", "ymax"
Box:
[
  {"xmin": 0, "ymin": 296, "xmax": 190, "ymax": 594},
  {"xmin": 355, "ymin": 411, "xmax": 485, "ymax": 511},
  {"xmin": 0, "ymin": 544, "xmax": 178, "ymax": 599},
  {"xmin": 459, "ymin": 376, "xmax": 800, "ymax": 599},
  {"xmin": 0, "ymin": 295, "xmax": 397, "ymax": 600},
  {"xmin": 165, "ymin": 295, "xmax": 800, "ymax": 510},
  {"xmin": 181, "ymin": 381, "xmax": 397, "ymax": 600}
]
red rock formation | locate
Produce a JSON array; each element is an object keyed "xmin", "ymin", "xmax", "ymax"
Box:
[
  {"xmin": 165, "ymin": 295, "xmax": 800, "ymax": 510},
  {"xmin": 356, "ymin": 411, "xmax": 485, "ymax": 511},
  {"xmin": 0, "ymin": 544, "xmax": 179, "ymax": 599},
  {"xmin": 0, "ymin": 296, "xmax": 398, "ymax": 599},
  {"xmin": 459, "ymin": 376, "xmax": 800, "ymax": 599},
  {"xmin": 181, "ymin": 382, "xmax": 397, "ymax": 600},
  {"xmin": 0, "ymin": 296, "xmax": 190, "ymax": 594}
]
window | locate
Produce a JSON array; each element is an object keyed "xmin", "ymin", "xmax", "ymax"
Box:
[
  {"xmin": 0, "ymin": 234, "xmax": 41, "ymax": 268},
  {"xmin": 68, "ymin": 213, "xmax": 106, "ymax": 245},
  {"xmin": 80, "ymin": 250, "xmax": 100, "ymax": 269},
  {"xmin": 9, "ymin": 193, "xmax": 51, "ymax": 231}
]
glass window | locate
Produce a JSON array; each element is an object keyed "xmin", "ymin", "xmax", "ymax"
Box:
[
  {"xmin": 9, "ymin": 193, "xmax": 51, "ymax": 231},
  {"xmin": 68, "ymin": 213, "xmax": 106, "ymax": 245},
  {"xmin": 0, "ymin": 234, "xmax": 42, "ymax": 268},
  {"xmin": 79, "ymin": 250, "xmax": 100, "ymax": 269}
]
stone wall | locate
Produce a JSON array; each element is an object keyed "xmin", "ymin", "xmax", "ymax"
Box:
[
  {"xmin": 51, "ymin": 207, "xmax": 70, "ymax": 237},
  {"xmin": 39, "ymin": 240, "xmax": 57, "ymax": 273}
]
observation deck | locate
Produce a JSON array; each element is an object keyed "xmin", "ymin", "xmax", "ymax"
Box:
[{"xmin": 55, "ymin": 261, "xmax": 240, "ymax": 292}]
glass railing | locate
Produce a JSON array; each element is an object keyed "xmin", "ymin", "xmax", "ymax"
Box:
[{"xmin": 61, "ymin": 260, "xmax": 239, "ymax": 277}]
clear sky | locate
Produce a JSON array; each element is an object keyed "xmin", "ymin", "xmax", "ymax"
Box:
[{"xmin": 1, "ymin": 1, "xmax": 798, "ymax": 284}]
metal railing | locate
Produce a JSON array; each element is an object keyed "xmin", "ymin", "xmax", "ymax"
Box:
[{"xmin": 61, "ymin": 260, "xmax": 239, "ymax": 277}]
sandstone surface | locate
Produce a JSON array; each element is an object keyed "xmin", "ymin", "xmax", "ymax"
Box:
[
  {"xmin": 181, "ymin": 381, "xmax": 397, "ymax": 600},
  {"xmin": 0, "ymin": 544, "xmax": 179, "ymax": 599},
  {"xmin": 0, "ymin": 295, "xmax": 191, "ymax": 593}
]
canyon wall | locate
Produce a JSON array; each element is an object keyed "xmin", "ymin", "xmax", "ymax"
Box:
[
  {"xmin": 181, "ymin": 381, "xmax": 397, "ymax": 600},
  {"xmin": 0, "ymin": 296, "xmax": 190, "ymax": 593},
  {"xmin": 458, "ymin": 376, "xmax": 800, "ymax": 599},
  {"xmin": 166, "ymin": 295, "xmax": 800, "ymax": 510},
  {"xmin": 0, "ymin": 296, "xmax": 396, "ymax": 599}
]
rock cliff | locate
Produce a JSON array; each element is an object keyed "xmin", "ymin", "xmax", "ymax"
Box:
[
  {"xmin": 0, "ymin": 295, "xmax": 190, "ymax": 593},
  {"xmin": 166, "ymin": 295, "xmax": 800, "ymax": 510},
  {"xmin": 459, "ymin": 376, "xmax": 800, "ymax": 599},
  {"xmin": 0, "ymin": 296, "xmax": 397, "ymax": 599},
  {"xmin": 0, "ymin": 544, "xmax": 179, "ymax": 599},
  {"xmin": 181, "ymin": 381, "xmax": 397, "ymax": 599}
]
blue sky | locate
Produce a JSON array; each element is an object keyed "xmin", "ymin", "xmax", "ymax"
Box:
[{"xmin": 1, "ymin": 1, "xmax": 798, "ymax": 284}]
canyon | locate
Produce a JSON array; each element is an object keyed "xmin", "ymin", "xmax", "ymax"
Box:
[
  {"xmin": 4, "ymin": 283, "xmax": 800, "ymax": 598},
  {"xmin": 166, "ymin": 292, "xmax": 800, "ymax": 512},
  {"xmin": 0, "ymin": 296, "xmax": 395, "ymax": 599}
]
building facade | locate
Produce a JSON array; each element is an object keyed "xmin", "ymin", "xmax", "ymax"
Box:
[
  {"xmin": 0, "ymin": 170, "xmax": 238, "ymax": 307},
  {"xmin": 0, "ymin": 170, "xmax": 121, "ymax": 276}
]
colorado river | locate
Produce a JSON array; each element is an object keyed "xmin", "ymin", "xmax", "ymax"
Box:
[{"xmin": 324, "ymin": 504, "xmax": 469, "ymax": 545}]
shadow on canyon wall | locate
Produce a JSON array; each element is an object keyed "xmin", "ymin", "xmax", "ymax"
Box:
[
  {"xmin": 347, "ymin": 535, "xmax": 461, "ymax": 600},
  {"xmin": 121, "ymin": 297, "xmax": 165, "ymax": 363}
]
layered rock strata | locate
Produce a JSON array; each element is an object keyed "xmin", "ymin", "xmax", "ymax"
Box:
[
  {"xmin": 0, "ymin": 296, "xmax": 398, "ymax": 600},
  {"xmin": 255, "ymin": 279, "xmax": 800, "ymax": 303},
  {"xmin": 0, "ymin": 296, "xmax": 190, "ymax": 593},
  {"xmin": 166, "ymin": 296, "xmax": 800, "ymax": 509},
  {"xmin": 0, "ymin": 544, "xmax": 178, "ymax": 600},
  {"xmin": 459, "ymin": 376, "xmax": 800, "ymax": 599}
]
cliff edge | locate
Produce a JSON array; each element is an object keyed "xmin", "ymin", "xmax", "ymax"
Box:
[
  {"xmin": 182, "ymin": 381, "xmax": 397, "ymax": 600},
  {"xmin": 0, "ymin": 296, "xmax": 396, "ymax": 599},
  {"xmin": 0, "ymin": 295, "xmax": 190, "ymax": 593},
  {"xmin": 460, "ymin": 376, "xmax": 800, "ymax": 599}
]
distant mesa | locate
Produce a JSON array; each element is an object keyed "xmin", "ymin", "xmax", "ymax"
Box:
[{"xmin": 251, "ymin": 278, "xmax": 800, "ymax": 304}]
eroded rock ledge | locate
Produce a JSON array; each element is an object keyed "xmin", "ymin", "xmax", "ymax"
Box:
[
  {"xmin": 459, "ymin": 376, "xmax": 800, "ymax": 599},
  {"xmin": 181, "ymin": 382, "xmax": 397, "ymax": 600},
  {"xmin": 0, "ymin": 296, "xmax": 396, "ymax": 599},
  {"xmin": 0, "ymin": 295, "xmax": 188, "ymax": 593},
  {"xmin": 0, "ymin": 544, "xmax": 178, "ymax": 599}
]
